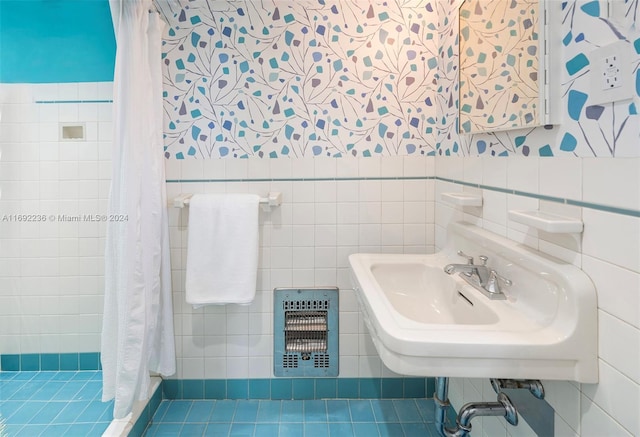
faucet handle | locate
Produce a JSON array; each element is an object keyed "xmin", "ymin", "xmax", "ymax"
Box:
[
  {"xmin": 478, "ymin": 255, "xmax": 488, "ymax": 265},
  {"xmin": 457, "ymin": 250, "xmax": 474, "ymax": 265},
  {"xmin": 483, "ymin": 270, "xmax": 513, "ymax": 295},
  {"xmin": 486, "ymin": 270, "xmax": 513, "ymax": 291}
]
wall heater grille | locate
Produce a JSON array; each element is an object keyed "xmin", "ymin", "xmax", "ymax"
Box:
[{"xmin": 274, "ymin": 287, "xmax": 339, "ymax": 377}]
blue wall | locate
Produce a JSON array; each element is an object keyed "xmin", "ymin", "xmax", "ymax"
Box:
[{"xmin": 0, "ymin": 0, "xmax": 116, "ymax": 83}]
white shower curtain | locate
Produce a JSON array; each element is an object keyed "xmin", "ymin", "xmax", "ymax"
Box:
[{"xmin": 102, "ymin": 0, "xmax": 176, "ymax": 420}]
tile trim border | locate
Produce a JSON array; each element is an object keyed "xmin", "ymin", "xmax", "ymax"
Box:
[
  {"xmin": 166, "ymin": 176, "xmax": 432, "ymax": 183},
  {"xmin": 0, "ymin": 353, "xmax": 101, "ymax": 371},
  {"xmin": 129, "ymin": 380, "xmax": 164, "ymax": 437},
  {"xmin": 162, "ymin": 377, "xmax": 435, "ymax": 401},
  {"xmin": 34, "ymin": 100, "xmax": 113, "ymax": 104},
  {"xmin": 437, "ymin": 177, "xmax": 640, "ymax": 218},
  {"xmin": 165, "ymin": 175, "xmax": 640, "ymax": 218}
]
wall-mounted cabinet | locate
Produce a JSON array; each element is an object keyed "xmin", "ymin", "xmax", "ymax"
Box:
[{"xmin": 458, "ymin": 0, "xmax": 561, "ymax": 134}]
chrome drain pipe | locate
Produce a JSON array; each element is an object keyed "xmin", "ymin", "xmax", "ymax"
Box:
[
  {"xmin": 434, "ymin": 377, "xmax": 451, "ymax": 435},
  {"xmin": 435, "ymin": 377, "xmax": 518, "ymax": 437},
  {"xmin": 490, "ymin": 378, "xmax": 545, "ymax": 400}
]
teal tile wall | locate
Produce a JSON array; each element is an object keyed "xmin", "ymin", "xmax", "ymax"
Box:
[
  {"xmin": 129, "ymin": 381, "xmax": 164, "ymax": 437},
  {"xmin": 162, "ymin": 377, "xmax": 433, "ymax": 401},
  {"xmin": 0, "ymin": 353, "xmax": 102, "ymax": 372}
]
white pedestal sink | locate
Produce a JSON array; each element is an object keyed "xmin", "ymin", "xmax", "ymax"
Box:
[{"xmin": 348, "ymin": 221, "xmax": 598, "ymax": 383}]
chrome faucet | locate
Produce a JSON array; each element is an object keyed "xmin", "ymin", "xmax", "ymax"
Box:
[
  {"xmin": 444, "ymin": 251, "xmax": 511, "ymax": 300},
  {"xmin": 444, "ymin": 251, "xmax": 491, "ymax": 283}
]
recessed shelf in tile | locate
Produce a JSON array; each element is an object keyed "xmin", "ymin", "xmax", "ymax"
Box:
[{"xmin": 60, "ymin": 123, "xmax": 85, "ymax": 141}]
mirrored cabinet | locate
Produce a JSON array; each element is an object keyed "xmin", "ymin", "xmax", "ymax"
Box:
[{"xmin": 458, "ymin": 0, "xmax": 560, "ymax": 134}]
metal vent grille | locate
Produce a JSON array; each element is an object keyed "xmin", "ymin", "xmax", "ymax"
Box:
[
  {"xmin": 283, "ymin": 300, "xmax": 330, "ymax": 311},
  {"xmin": 314, "ymin": 354, "xmax": 330, "ymax": 368},
  {"xmin": 274, "ymin": 288, "xmax": 339, "ymax": 377},
  {"xmin": 282, "ymin": 354, "xmax": 299, "ymax": 368}
]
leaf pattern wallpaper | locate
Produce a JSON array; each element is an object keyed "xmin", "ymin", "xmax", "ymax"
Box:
[
  {"xmin": 161, "ymin": 0, "xmax": 640, "ymax": 159},
  {"xmin": 161, "ymin": 0, "xmax": 439, "ymax": 159},
  {"xmin": 458, "ymin": 0, "xmax": 542, "ymax": 134}
]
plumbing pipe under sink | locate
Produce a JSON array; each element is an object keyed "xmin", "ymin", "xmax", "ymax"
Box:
[{"xmin": 434, "ymin": 377, "xmax": 518, "ymax": 437}]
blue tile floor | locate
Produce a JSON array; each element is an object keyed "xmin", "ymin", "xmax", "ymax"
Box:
[
  {"xmin": 0, "ymin": 371, "xmax": 113, "ymax": 436},
  {"xmin": 144, "ymin": 398, "xmax": 441, "ymax": 437}
]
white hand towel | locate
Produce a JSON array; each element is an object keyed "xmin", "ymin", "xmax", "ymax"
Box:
[{"xmin": 185, "ymin": 193, "xmax": 260, "ymax": 306}]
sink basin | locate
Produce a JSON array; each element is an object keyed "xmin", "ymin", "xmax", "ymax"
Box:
[
  {"xmin": 370, "ymin": 263, "xmax": 499, "ymax": 325},
  {"xmin": 348, "ymin": 221, "xmax": 598, "ymax": 383}
]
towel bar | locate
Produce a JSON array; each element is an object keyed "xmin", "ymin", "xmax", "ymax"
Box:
[{"xmin": 173, "ymin": 192, "xmax": 283, "ymax": 211}]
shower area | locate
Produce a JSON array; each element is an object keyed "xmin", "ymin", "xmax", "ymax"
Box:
[
  {"xmin": 0, "ymin": 71, "xmax": 166, "ymax": 435},
  {"xmin": 0, "ymin": 0, "xmax": 173, "ymax": 434},
  {"xmin": 0, "ymin": 79, "xmax": 119, "ymax": 434}
]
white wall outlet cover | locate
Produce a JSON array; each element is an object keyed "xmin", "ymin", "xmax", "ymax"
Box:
[{"xmin": 589, "ymin": 40, "xmax": 634, "ymax": 105}]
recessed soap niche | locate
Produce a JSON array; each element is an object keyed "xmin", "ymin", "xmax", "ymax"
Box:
[{"xmin": 59, "ymin": 123, "xmax": 85, "ymax": 141}]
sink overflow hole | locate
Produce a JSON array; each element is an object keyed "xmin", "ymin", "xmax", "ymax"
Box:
[{"xmin": 457, "ymin": 291, "xmax": 474, "ymax": 306}]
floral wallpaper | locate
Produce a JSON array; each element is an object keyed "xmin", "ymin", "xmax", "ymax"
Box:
[
  {"xmin": 437, "ymin": 0, "xmax": 640, "ymax": 157},
  {"xmin": 435, "ymin": 0, "xmax": 461, "ymax": 154},
  {"xmin": 458, "ymin": 0, "xmax": 542, "ymax": 134},
  {"xmin": 161, "ymin": 0, "xmax": 439, "ymax": 159},
  {"xmin": 162, "ymin": 0, "xmax": 640, "ymax": 159}
]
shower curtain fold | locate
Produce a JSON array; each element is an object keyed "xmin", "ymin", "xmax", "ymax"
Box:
[{"xmin": 102, "ymin": 0, "xmax": 175, "ymax": 420}]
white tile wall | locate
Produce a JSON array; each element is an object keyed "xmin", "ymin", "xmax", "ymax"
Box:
[
  {"xmin": 507, "ymin": 157, "xmax": 539, "ymax": 193},
  {"xmin": 582, "ymin": 208, "xmax": 640, "ymax": 273},
  {"xmin": 435, "ymin": 156, "xmax": 640, "ymax": 437},
  {"xmin": 0, "ymin": 83, "xmax": 112, "ymax": 355},
  {"xmin": 167, "ymin": 155, "xmax": 435, "ymax": 380},
  {"xmin": 583, "ymin": 158, "xmax": 640, "ymax": 211},
  {"xmin": 580, "ymin": 394, "xmax": 633, "ymax": 437},
  {"xmin": 539, "ymin": 157, "xmax": 582, "ymax": 200}
]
